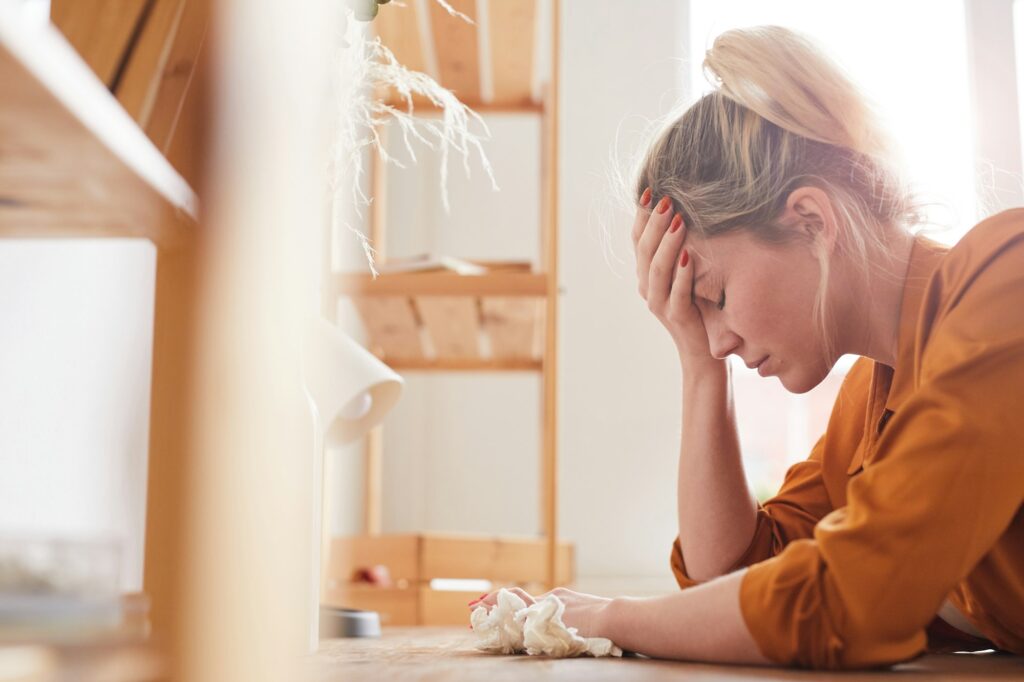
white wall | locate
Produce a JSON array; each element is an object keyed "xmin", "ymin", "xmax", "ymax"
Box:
[
  {"xmin": 0, "ymin": 240, "xmax": 155, "ymax": 592},
  {"xmin": 556, "ymin": 0, "xmax": 692, "ymax": 593}
]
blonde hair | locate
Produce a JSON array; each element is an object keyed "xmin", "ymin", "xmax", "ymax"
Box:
[{"xmin": 635, "ymin": 25, "xmax": 925, "ymax": 365}]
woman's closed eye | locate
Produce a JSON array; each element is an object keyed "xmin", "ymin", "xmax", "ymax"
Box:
[{"xmin": 691, "ymin": 288, "xmax": 726, "ymax": 311}]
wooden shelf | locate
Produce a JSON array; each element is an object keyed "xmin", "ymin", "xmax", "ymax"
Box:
[
  {"xmin": 338, "ymin": 270, "xmax": 549, "ymax": 369},
  {"xmin": 383, "ymin": 357, "xmax": 542, "ymax": 372},
  {"xmin": 0, "ymin": 7, "xmax": 197, "ymax": 248},
  {"xmin": 378, "ymin": 97, "xmax": 545, "ymax": 116},
  {"xmin": 335, "ymin": 271, "xmax": 549, "ymax": 297}
]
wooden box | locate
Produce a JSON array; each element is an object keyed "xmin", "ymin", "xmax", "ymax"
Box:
[{"xmin": 323, "ymin": 532, "xmax": 575, "ymax": 626}]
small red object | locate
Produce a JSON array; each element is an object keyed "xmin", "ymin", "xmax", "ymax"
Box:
[{"xmin": 352, "ymin": 564, "xmax": 392, "ymax": 587}]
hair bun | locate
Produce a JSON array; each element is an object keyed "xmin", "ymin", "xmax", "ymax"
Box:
[{"xmin": 703, "ymin": 25, "xmax": 888, "ymax": 160}]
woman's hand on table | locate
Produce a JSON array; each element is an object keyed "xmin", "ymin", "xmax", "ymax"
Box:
[{"xmin": 468, "ymin": 586, "xmax": 613, "ymax": 639}]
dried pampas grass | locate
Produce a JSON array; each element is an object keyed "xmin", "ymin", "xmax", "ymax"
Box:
[{"xmin": 333, "ymin": 3, "xmax": 498, "ymax": 275}]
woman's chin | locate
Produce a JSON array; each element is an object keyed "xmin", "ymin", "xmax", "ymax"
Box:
[{"xmin": 778, "ymin": 364, "xmax": 827, "ymax": 395}]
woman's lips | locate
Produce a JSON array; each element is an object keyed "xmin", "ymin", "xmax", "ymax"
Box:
[{"xmin": 756, "ymin": 355, "xmax": 770, "ymax": 376}]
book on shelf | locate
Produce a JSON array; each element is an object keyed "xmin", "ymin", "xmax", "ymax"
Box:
[{"xmin": 375, "ymin": 255, "xmax": 486, "ymax": 275}]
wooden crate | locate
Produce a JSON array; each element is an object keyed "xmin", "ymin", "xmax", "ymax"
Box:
[{"xmin": 323, "ymin": 533, "xmax": 575, "ymax": 626}]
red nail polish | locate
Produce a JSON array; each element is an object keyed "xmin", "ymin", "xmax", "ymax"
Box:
[
  {"xmin": 669, "ymin": 214, "xmax": 682, "ymax": 233},
  {"xmin": 657, "ymin": 196, "xmax": 671, "ymax": 214},
  {"xmin": 680, "ymin": 249, "xmax": 689, "ymax": 267},
  {"xmin": 640, "ymin": 188, "xmax": 652, "ymax": 207}
]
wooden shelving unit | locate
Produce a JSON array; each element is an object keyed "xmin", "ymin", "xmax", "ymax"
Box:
[
  {"xmin": 323, "ymin": 0, "xmax": 564, "ymax": 625},
  {"xmin": 1, "ymin": 1, "xmax": 208, "ymax": 665}
]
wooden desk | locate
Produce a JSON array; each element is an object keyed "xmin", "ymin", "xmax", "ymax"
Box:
[{"xmin": 314, "ymin": 627, "xmax": 1024, "ymax": 681}]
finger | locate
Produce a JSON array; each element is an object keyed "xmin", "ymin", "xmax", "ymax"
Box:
[
  {"xmin": 635, "ymin": 195, "xmax": 675, "ymax": 298},
  {"xmin": 539, "ymin": 588, "xmax": 576, "ymax": 604},
  {"xmin": 468, "ymin": 591, "xmax": 492, "ymax": 609},
  {"xmin": 667, "ymin": 242, "xmax": 696, "ymax": 320},
  {"xmin": 630, "ymin": 187, "xmax": 653, "ymax": 247},
  {"xmin": 647, "ymin": 212, "xmax": 687, "ymax": 315},
  {"xmin": 470, "ymin": 587, "xmax": 535, "ymax": 610},
  {"xmin": 506, "ymin": 587, "xmax": 536, "ymax": 606}
]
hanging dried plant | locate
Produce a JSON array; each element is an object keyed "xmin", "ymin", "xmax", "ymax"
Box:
[{"xmin": 333, "ymin": 2, "xmax": 498, "ymax": 275}]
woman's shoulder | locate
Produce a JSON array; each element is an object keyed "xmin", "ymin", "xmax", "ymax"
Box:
[
  {"xmin": 918, "ymin": 208, "xmax": 1024, "ymax": 371},
  {"xmin": 929, "ymin": 208, "xmax": 1024, "ymax": 295}
]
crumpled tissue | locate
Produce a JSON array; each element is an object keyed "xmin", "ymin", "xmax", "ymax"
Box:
[{"xmin": 469, "ymin": 588, "xmax": 623, "ymax": 658}]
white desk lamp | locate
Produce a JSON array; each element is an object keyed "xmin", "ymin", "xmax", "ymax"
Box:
[{"xmin": 302, "ymin": 317, "xmax": 403, "ymax": 645}]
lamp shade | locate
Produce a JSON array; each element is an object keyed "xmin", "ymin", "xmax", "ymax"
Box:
[{"xmin": 302, "ymin": 317, "xmax": 403, "ymax": 445}]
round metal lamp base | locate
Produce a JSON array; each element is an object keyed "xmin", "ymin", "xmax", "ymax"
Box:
[{"xmin": 320, "ymin": 606, "xmax": 382, "ymax": 638}]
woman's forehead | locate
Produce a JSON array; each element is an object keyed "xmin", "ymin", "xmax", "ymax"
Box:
[
  {"xmin": 688, "ymin": 230, "xmax": 752, "ymax": 271},
  {"xmin": 686, "ymin": 236, "xmax": 720, "ymax": 271}
]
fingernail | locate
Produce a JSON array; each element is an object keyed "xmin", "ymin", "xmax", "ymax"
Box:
[
  {"xmin": 656, "ymin": 196, "xmax": 671, "ymax": 214},
  {"xmin": 669, "ymin": 214, "xmax": 682, "ymax": 233},
  {"xmin": 640, "ymin": 188, "xmax": 652, "ymax": 207},
  {"xmin": 680, "ymin": 249, "xmax": 689, "ymax": 267}
]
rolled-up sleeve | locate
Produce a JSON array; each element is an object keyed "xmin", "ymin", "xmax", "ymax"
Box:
[
  {"xmin": 671, "ymin": 359, "xmax": 875, "ymax": 590},
  {"xmin": 739, "ymin": 245, "xmax": 1024, "ymax": 669},
  {"xmin": 671, "ymin": 434, "xmax": 835, "ymax": 589}
]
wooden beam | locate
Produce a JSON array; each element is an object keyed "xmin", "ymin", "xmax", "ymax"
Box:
[
  {"xmin": 364, "ymin": 427, "xmax": 383, "ymax": 536},
  {"xmin": 143, "ymin": 0, "xmax": 207, "ymax": 160},
  {"xmin": 540, "ymin": 0, "xmax": 560, "ymax": 593},
  {"xmin": 116, "ymin": 0, "xmax": 186, "ymax": 127},
  {"xmin": 144, "ymin": 242, "xmax": 198, "ymax": 666},
  {"xmin": 50, "ymin": 0, "xmax": 150, "ymax": 88},
  {"xmin": 352, "ymin": 296, "xmax": 424, "ymax": 359},
  {"xmin": 481, "ymin": 296, "xmax": 542, "ymax": 359},
  {"xmin": 415, "ymin": 296, "xmax": 482, "ymax": 358},
  {"xmin": 428, "ymin": 0, "xmax": 480, "ymax": 102},
  {"xmin": 374, "ymin": 0, "xmax": 428, "ymax": 75},
  {"xmin": 488, "ymin": 0, "xmax": 536, "ymax": 106},
  {"xmin": 380, "ymin": 98, "xmax": 544, "ymax": 114},
  {"xmin": 382, "ymin": 356, "xmax": 542, "ymax": 372},
  {"xmin": 0, "ymin": 6, "xmax": 197, "ymax": 246},
  {"xmin": 336, "ymin": 272, "xmax": 548, "ymax": 297}
]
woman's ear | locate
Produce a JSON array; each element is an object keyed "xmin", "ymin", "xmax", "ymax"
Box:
[{"xmin": 784, "ymin": 186, "xmax": 839, "ymax": 254}]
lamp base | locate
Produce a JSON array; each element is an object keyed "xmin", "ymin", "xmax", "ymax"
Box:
[{"xmin": 319, "ymin": 606, "xmax": 381, "ymax": 638}]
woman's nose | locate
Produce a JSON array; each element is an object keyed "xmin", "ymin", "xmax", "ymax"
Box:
[{"xmin": 706, "ymin": 322, "xmax": 741, "ymax": 361}]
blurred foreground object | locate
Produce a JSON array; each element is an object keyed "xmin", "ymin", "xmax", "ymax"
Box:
[{"xmin": 0, "ymin": 538, "xmax": 121, "ymax": 640}]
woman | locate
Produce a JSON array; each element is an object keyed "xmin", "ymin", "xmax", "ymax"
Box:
[{"xmin": 470, "ymin": 25, "xmax": 1024, "ymax": 669}]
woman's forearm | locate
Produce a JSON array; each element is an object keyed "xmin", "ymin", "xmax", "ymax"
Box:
[
  {"xmin": 678, "ymin": 358, "xmax": 760, "ymax": 580},
  {"xmin": 601, "ymin": 569, "xmax": 770, "ymax": 665}
]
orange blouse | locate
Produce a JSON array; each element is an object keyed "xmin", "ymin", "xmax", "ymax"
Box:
[{"xmin": 670, "ymin": 209, "xmax": 1024, "ymax": 669}]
